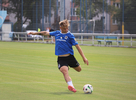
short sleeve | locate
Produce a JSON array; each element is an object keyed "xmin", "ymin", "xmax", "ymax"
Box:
[
  {"xmin": 70, "ymin": 34, "xmax": 78, "ymax": 46},
  {"xmin": 50, "ymin": 31, "xmax": 58, "ymax": 36}
]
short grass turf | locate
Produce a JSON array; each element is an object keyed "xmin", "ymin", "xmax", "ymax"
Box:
[{"xmin": 0, "ymin": 42, "xmax": 136, "ymax": 100}]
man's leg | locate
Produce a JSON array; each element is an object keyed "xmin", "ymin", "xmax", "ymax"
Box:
[
  {"xmin": 59, "ymin": 66, "xmax": 76, "ymax": 93},
  {"xmin": 73, "ymin": 65, "xmax": 82, "ymax": 72},
  {"xmin": 59, "ymin": 66, "xmax": 71, "ymax": 82}
]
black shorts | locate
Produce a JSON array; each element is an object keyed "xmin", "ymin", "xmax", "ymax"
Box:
[{"xmin": 57, "ymin": 55, "xmax": 80, "ymax": 69}]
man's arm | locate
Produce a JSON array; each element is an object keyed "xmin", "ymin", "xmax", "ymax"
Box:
[
  {"xmin": 75, "ymin": 44, "xmax": 89, "ymax": 65},
  {"xmin": 28, "ymin": 31, "xmax": 50, "ymax": 36}
]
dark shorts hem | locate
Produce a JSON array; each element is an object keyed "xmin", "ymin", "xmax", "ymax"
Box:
[{"xmin": 57, "ymin": 55, "xmax": 80, "ymax": 69}]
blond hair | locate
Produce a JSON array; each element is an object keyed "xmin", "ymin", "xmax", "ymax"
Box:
[{"xmin": 59, "ymin": 19, "xmax": 70, "ymax": 27}]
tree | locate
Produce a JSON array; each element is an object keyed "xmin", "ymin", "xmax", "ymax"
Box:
[
  {"xmin": 8, "ymin": 0, "xmax": 36, "ymax": 31},
  {"xmin": 73, "ymin": 0, "xmax": 114, "ymax": 19},
  {"xmin": 8, "ymin": 0, "xmax": 56, "ymax": 31},
  {"xmin": 113, "ymin": 0, "xmax": 136, "ymax": 34}
]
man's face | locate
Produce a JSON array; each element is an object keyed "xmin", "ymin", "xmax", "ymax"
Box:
[{"xmin": 60, "ymin": 26, "xmax": 68, "ymax": 33}]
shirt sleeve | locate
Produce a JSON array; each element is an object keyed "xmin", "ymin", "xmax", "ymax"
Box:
[
  {"xmin": 49, "ymin": 31, "xmax": 58, "ymax": 36},
  {"xmin": 70, "ymin": 34, "xmax": 78, "ymax": 46}
]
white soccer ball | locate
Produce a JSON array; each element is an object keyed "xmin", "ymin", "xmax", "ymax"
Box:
[{"xmin": 83, "ymin": 84, "xmax": 93, "ymax": 94}]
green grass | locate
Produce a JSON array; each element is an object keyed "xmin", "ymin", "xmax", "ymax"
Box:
[{"xmin": 0, "ymin": 41, "xmax": 136, "ymax": 100}]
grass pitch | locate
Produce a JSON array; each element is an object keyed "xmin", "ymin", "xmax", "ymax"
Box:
[{"xmin": 0, "ymin": 42, "xmax": 136, "ymax": 100}]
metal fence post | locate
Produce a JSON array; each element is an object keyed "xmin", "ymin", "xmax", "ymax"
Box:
[
  {"xmin": 25, "ymin": 34, "xmax": 27, "ymax": 41},
  {"xmin": 122, "ymin": 0, "xmax": 124, "ymax": 46},
  {"xmin": 42, "ymin": 36, "xmax": 44, "ymax": 42},
  {"xmin": 104, "ymin": 35, "xmax": 106, "ymax": 45},
  {"xmin": 49, "ymin": 0, "xmax": 51, "ymax": 27},
  {"xmin": 80, "ymin": 0, "xmax": 82, "ymax": 33},
  {"xmin": 64, "ymin": 0, "xmax": 65, "ymax": 19},
  {"xmin": 71, "ymin": 0, "xmax": 73, "ymax": 32},
  {"xmin": 92, "ymin": 34, "xmax": 94, "ymax": 46},
  {"xmin": 60, "ymin": 0, "xmax": 64, "ymax": 21},
  {"xmin": 86, "ymin": 0, "xmax": 88, "ymax": 33},
  {"xmin": 103, "ymin": 0, "xmax": 105, "ymax": 33},
  {"xmin": 81, "ymin": 35, "xmax": 83, "ymax": 44},
  {"xmin": 56, "ymin": 0, "xmax": 58, "ymax": 26},
  {"xmin": 36, "ymin": 0, "xmax": 38, "ymax": 31},
  {"xmin": 42, "ymin": 0, "xmax": 44, "ymax": 31},
  {"xmin": 21, "ymin": 0, "xmax": 23, "ymax": 32},
  {"xmin": 18, "ymin": 34, "xmax": 19, "ymax": 41},
  {"xmin": 131, "ymin": 36, "xmax": 132, "ymax": 47},
  {"xmin": 117, "ymin": 35, "xmax": 119, "ymax": 46}
]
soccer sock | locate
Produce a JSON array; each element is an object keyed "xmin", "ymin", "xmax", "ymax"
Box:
[{"xmin": 67, "ymin": 81, "xmax": 74, "ymax": 88}]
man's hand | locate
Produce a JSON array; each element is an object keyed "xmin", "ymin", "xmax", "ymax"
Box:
[{"xmin": 83, "ymin": 57, "xmax": 89, "ymax": 65}]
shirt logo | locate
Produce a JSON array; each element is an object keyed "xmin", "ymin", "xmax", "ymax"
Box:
[
  {"xmin": 65, "ymin": 36, "xmax": 68, "ymax": 39},
  {"xmin": 56, "ymin": 36, "xmax": 66, "ymax": 42}
]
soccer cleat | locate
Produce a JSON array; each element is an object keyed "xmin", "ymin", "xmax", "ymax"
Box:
[{"xmin": 68, "ymin": 85, "xmax": 77, "ymax": 93}]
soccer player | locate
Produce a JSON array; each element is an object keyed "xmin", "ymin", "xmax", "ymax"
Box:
[{"xmin": 28, "ymin": 19, "xmax": 89, "ymax": 93}]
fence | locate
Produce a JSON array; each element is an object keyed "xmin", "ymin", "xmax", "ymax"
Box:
[
  {"xmin": 0, "ymin": 0, "xmax": 136, "ymax": 34},
  {"xmin": 1, "ymin": 32, "xmax": 136, "ymax": 47}
]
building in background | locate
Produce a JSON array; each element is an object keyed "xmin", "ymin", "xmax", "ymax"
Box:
[{"xmin": 110, "ymin": 0, "xmax": 121, "ymax": 33}]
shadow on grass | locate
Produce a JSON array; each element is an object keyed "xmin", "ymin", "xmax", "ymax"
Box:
[
  {"xmin": 49, "ymin": 90, "xmax": 86, "ymax": 95},
  {"xmin": 23, "ymin": 90, "xmax": 73, "ymax": 95},
  {"xmin": 49, "ymin": 91, "xmax": 73, "ymax": 95},
  {"xmin": 23, "ymin": 90, "xmax": 86, "ymax": 95}
]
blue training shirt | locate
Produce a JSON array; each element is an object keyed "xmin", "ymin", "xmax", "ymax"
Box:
[{"xmin": 50, "ymin": 30, "xmax": 78, "ymax": 56}]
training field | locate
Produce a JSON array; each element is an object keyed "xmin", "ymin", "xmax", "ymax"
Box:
[{"xmin": 0, "ymin": 42, "xmax": 136, "ymax": 100}]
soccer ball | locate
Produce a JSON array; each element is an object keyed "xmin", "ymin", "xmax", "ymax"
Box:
[{"xmin": 83, "ymin": 84, "xmax": 93, "ymax": 94}]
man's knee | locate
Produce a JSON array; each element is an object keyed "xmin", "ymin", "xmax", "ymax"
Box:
[
  {"xmin": 77, "ymin": 68, "xmax": 81, "ymax": 72},
  {"xmin": 60, "ymin": 66, "xmax": 68, "ymax": 73},
  {"xmin": 74, "ymin": 66, "xmax": 82, "ymax": 72}
]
